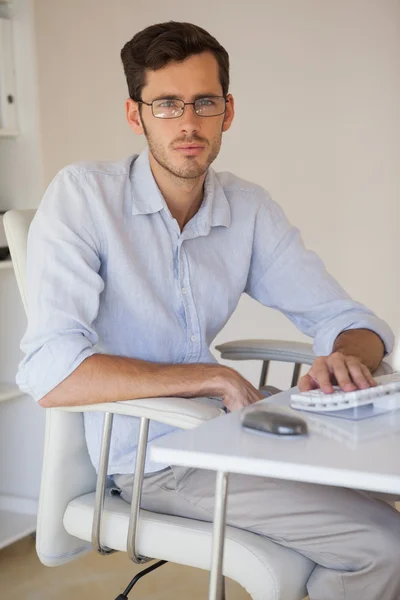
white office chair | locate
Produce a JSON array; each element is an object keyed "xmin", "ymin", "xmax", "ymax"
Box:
[{"xmin": 6, "ymin": 207, "xmax": 366, "ymax": 600}]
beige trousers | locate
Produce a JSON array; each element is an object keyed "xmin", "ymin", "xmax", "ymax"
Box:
[{"xmin": 114, "ymin": 466, "xmax": 400, "ymax": 600}]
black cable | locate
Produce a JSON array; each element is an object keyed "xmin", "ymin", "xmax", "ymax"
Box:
[{"xmin": 114, "ymin": 560, "xmax": 168, "ymax": 599}]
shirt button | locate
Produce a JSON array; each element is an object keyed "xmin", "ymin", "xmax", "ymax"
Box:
[
  {"xmin": 190, "ymin": 335, "xmax": 196, "ymax": 342},
  {"xmin": 182, "ymin": 287, "xmax": 187, "ymax": 295}
]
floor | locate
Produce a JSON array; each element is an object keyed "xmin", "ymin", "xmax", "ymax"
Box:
[{"xmin": 0, "ymin": 535, "xmax": 251, "ymax": 600}]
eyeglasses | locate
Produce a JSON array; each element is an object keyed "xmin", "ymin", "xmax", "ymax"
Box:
[{"xmin": 137, "ymin": 96, "xmax": 229, "ymax": 119}]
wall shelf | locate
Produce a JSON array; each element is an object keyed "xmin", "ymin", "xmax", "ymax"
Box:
[
  {"xmin": 0, "ymin": 129, "xmax": 18, "ymax": 137},
  {"xmin": 0, "ymin": 382, "xmax": 21, "ymax": 403},
  {"xmin": 0, "ymin": 496, "xmax": 37, "ymax": 550},
  {"xmin": 0, "ymin": 259, "xmax": 12, "ymax": 270}
]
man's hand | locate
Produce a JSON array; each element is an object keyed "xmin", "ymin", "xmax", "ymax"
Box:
[
  {"xmin": 298, "ymin": 329, "xmax": 385, "ymax": 394},
  {"xmin": 213, "ymin": 367, "xmax": 264, "ymax": 411},
  {"xmin": 298, "ymin": 351, "xmax": 377, "ymax": 394}
]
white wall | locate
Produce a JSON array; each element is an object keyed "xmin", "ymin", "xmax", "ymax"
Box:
[{"xmin": 33, "ymin": 0, "xmax": 400, "ymax": 388}]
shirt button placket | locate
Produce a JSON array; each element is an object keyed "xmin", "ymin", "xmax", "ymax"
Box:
[{"xmin": 179, "ymin": 246, "xmax": 200, "ymax": 361}]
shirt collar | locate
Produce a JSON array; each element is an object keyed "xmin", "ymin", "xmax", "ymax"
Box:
[
  {"xmin": 200, "ymin": 166, "xmax": 231, "ymax": 230},
  {"xmin": 130, "ymin": 148, "xmax": 231, "ymax": 230},
  {"xmin": 130, "ymin": 149, "xmax": 164, "ymax": 216}
]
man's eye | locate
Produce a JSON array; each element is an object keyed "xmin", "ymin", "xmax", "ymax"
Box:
[
  {"xmin": 158, "ymin": 100, "xmax": 180, "ymax": 108},
  {"xmin": 197, "ymin": 98, "xmax": 214, "ymax": 106}
]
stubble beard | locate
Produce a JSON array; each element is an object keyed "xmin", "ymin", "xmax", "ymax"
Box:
[{"xmin": 142, "ymin": 121, "xmax": 222, "ymax": 182}]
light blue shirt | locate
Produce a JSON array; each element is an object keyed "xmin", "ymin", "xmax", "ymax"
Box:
[{"xmin": 17, "ymin": 149, "xmax": 394, "ymax": 474}]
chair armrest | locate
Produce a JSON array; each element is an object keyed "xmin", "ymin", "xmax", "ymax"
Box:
[
  {"xmin": 215, "ymin": 339, "xmax": 316, "ymax": 365},
  {"xmin": 56, "ymin": 396, "xmax": 225, "ymax": 430}
]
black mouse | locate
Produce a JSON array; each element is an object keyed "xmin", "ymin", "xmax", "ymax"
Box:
[{"xmin": 241, "ymin": 405, "xmax": 308, "ymax": 436}]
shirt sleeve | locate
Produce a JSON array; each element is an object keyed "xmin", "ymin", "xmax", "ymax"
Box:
[
  {"xmin": 245, "ymin": 190, "xmax": 394, "ymax": 357},
  {"xmin": 16, "ymin": 169, "xmax": 105, "ymax": 401}
]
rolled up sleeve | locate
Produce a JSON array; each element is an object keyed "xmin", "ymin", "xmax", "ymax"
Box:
[
  {"xmin": 16, "ymin": 169, "xmax": 105, "ymax": 401},
  {"xmin": 245, "ymin": 192, "xmax": 394, "ymax": 357}
]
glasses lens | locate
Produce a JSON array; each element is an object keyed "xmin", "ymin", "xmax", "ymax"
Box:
[
  {"xmin": 194, "ymin": 97, "xmax": 226, "ymax": 116},
  {"xmin": 153, "ymin": 99, "xmax": 184, "ymax": 119}
]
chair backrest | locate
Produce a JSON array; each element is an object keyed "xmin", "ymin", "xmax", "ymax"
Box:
[
  {"xmin": 3, "ymin": 208, "xmax": 97, "ymax": 566},
  {"xmin": 3, "ymin": 209, "xmax": 36, "ymax": 315}
]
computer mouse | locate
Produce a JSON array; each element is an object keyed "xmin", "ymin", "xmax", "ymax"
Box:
[{"xmin": 241, "ymin": 405, "xmax": 308, "ymax": 436}]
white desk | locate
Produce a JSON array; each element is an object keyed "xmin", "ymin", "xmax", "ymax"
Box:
[{"xmin": 150, "ymin": 388, "xmax": 400, "ymax": 599}]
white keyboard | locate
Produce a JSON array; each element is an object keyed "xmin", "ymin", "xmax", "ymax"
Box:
[{"xmin": 290, "ymin": 377, "xmax": 400, "ymax": 413}]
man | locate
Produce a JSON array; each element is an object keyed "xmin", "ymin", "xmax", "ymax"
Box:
[{"xmin": 17, "ymin": 21, "xmax": 400, "ymax": 599}]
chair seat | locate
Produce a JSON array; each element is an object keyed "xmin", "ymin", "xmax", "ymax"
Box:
[{"xmin": 64, "ymin": 492, "xmax": 314, "ymax": 600}]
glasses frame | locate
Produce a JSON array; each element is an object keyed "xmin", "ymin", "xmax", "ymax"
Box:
[{"xmin": 137, "ymin": 96, "xmax": 230, "ymax": 119}]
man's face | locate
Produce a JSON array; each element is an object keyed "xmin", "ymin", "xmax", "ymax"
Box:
[{"xmin": 127, "ymin": 52, "xmax": 234, "ymax": 180}]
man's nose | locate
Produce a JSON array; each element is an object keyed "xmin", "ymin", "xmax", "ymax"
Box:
[{"xmin": 179, "ymin": 104, "xmax": 202, "ymax": 136}]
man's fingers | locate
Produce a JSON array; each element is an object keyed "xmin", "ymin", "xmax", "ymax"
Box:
[
  {"xmin": 360, "ymin": 363, "xmax": 377, "ymax": 387},
  {"xmin": 329, "ymin": 355, "xmax": 357, "ymax": 391},
  {"xmin": 298, "ymin": 353, "xmax": 378, "ymax": 397},
  {"xmin": 331, "ymin": 354, "xmax": 376, "ymax": 390},
  {"xmin": 298, "ymin": 373, "xmax": 318, "ymax": 392},
  {"xmin": 249, "ymin": 392, "xmax": 263, "ymax": 404},
  {"xmin": 346, "ymin": 360, "xmax": 373, "ymax": 389},
  {"xmin": 309, "ymin": 359, "xmax": 336, "ymax": 393},
  {"xmin": 248, "ymin": 383, "xmax": 264, "ymax": 403}
]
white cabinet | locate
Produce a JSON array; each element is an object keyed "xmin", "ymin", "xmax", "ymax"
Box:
[
  {"xmin": 0, "ymin": 265, "xmax": 40, "ymax": 551},
  {"xmin": 0, "ymin": 0, "xmax": 44, "ymax": 550},
  {"xmin": 0, "ymin": 14, "xmax": 18, "ymax": 136}
]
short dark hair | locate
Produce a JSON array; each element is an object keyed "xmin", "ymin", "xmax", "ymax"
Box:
[{"xmin": 120, "ymin": 21, "xmax": 230, "ymax": 102}]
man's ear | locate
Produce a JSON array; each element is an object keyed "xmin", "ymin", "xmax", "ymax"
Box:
[
  {"xmin": 222, "ymin": 93, "xmax": 235, "ymax": 133},
  {"xmin": 125, "ymin": 98, "xmax": 144, "ymax": 135}
]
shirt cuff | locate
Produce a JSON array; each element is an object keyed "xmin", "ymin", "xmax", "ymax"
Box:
[
  {"xmin": 16, "ymin": 334, "xmax": 96, "ymax": 402},
  {"xmin": 313, "ymin": 315, "xmax": 394, "ymax": 358}
]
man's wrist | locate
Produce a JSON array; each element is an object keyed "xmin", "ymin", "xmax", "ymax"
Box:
[
  {"xmin": 196, "ymin": 364, "xmax": 231, "ymax": 397},
  {"xmin": 168, "ymin": 363, "xmax": 230, "ymax": 398},
  {"xmin": 332, "ymin": 328, "xmax": 385, "ymax": 371}
]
